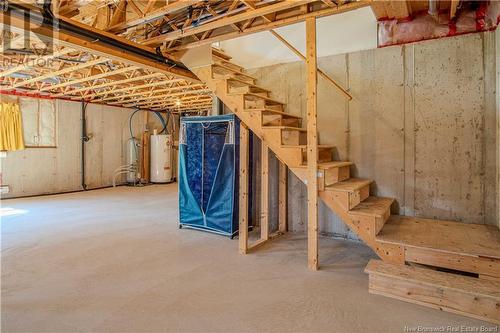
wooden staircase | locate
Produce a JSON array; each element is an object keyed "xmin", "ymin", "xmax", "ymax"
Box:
[{"xmin": 186, "ymin": 48, "xmax": 500, "ymax": 324}]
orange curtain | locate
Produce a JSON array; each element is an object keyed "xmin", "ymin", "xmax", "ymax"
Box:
[{"xmin": 0, "ymin": 103, "xmax": 25, "ymax": 151}]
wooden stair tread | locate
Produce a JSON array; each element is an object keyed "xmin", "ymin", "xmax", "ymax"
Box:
[
  {"xmin": 244, "ymin": 108, "xmax": 300, "ymax": 118},
  {"xmin": 325, "ymin": 178, "xmax": 372, "ymax": 192},
  {"xmin": 212, "ymin": 63, "xmax": 254, "ymax": 80},
  {"xmin": 282, "ymin": 144, "xmax": 334, "ymax": 149},
  {"xmin": 376, "ymin": 215, "xmax": 500, "ymax": 259},
  {"xmin": 349, "ymin": 196, "xmax": 394, "ymax": 217},
  {"xmin": 296, "ymin": 161, "xmax": 353, "ymax": 170},
  {"xmin": 226, "ymin": 78, "xmax": 269, "ymax": 92},
  {"xmin": 263, "ymin": 126, "xmax": 306, "ymax": 132},
  {"xmin": 240, "ymin": 93, "xmax": 284, "ymax": 104},
  {"xmin": 365, "ymin": 259, "xmax": 500, "ymax": 298},
  {"xmin": 212, "ymin": 48, "xmax": 232, "ymax": 60}
]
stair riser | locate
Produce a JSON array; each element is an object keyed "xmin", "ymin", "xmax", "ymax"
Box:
[
  {"xmin": 262, "ymin": 114, "xmax": 300, "ymax": 127},
  {"xmin": 350, "ymin": 214, "xmax": 390, "ymax": 239},
  {"xmin": 404, "ymin": 247, "xmax": 500, "ymax": 278},
  {"xmin": 318, "ymin": 166, "xmax": 350, "ymax": 191},
  {"xmin": 324, "ymin": 165, "xmax": 350, "ymax": 186},
  {"xmin": 228, "ymin": 85, "xmax": 269, "ymax": 97},
  {"xmin": 330, "ymin": 184, "xmax": 370, "ymax": 211},
  {"xmin": 213, "ymin": 58, "xmax": 243, "ymax": 72},
  {"xmin": 319, "ymin": 190, "xmax": 405, "ymax": 264},
  {"xmin": 213, "ymin": 72, "xmax": 255, "ymax": 85},
  {"xmin": 244, "ymin": 99, "xmax": 283, "ymax": 111},
  {"xmin": 368, "ymin": 274, "xmax": 500, "ymax": 324},
  {"xmin": 302, "ymin": 148, "xmax": 333, "ymax": 164},
  {"xmin": 281, "ymin": 130, "xmax": 307, "ymax": 146}
]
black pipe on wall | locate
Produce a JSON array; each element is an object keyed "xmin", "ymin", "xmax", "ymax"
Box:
[
  {"xmin": 81, "ymin": 101, "xmax": 89, "ymax": 190},
  {"xmin": 5, "ymin": 2, "xmax": 189, "ymax": 71}
]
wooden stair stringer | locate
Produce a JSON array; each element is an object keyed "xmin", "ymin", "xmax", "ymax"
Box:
[
  {"xmin": 187, "ymin": 50, "xmax": 500, "ymax": 325},
  {"xmin": 192, "ymin": 66, "xmax": 308, "ymax": 181},
  {"xmin": 192, "ymin": 65, "xmax": 402, "ymax": 263},
  {"xmin": 319, "ymin": 190, "xmax": 404, "ymax": 264}
]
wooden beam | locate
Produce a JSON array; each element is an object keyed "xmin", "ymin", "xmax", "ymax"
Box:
[
  {"xmin": 261, "ymin": 141, "xmax": 269, "ymax": 241},
  {"xmin": 279, "ymin": 161, "xmax": 288, "ymax": 233},
  {"xmin": 239, "ymin": 123, "xmax": 250, "ymax": 254},
  {"xmin": 55, "ymin": 78, "xmax": 183, "ymax": 99},
  {"xmin": 60, "ymin": 72, "xmax": 164, "ymax": 96},
  {"xmin": 144, "ymin": 0, "xmax": 316, "ymax": 46},
  {"xmin": 107, "ymin": 0, "xmax": 198, "ymax": 32},
  {"xmin": 165, "ymin": 1, "xmax": 371, "ymax": 51},
  {"xmin": 39, "ymin": 65, "xmax": 139, "ymax": 92},
  {"xmin": 127, "ymin": 0, "xmax": 144, "ymax": 17},
  {"xmin": 0, "ymin": 48, "xmax": 73, "ymax": 78},
  {"xmin": 11, "ymin": 57, "xmax": 108, "ymax": 88},
  {"xmin": 270, "ymin": 29, "xmax": 352, "ymax": 100},
  {"xmin": 0, "ymin": 6, "xmax": 199, "ymax": 82},
  {"xmin": 122, "ymin": 89, "xmax": 211, "ymax": 107},
  {"xmin": 94, "ymin": 83, "xmax": 206, "ymax": 102},
  {"xmin": 306, "ymin": 16, "xmax": 318, "ymax": 271},
  {"xmin": 126, "ymin": 95, "xmax": 212, "ymax": 109},
  {"xmin": 108, "ymin": 0, "xmax": 127, "ymax": 27}
]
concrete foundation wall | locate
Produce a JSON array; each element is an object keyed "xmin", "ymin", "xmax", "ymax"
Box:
[
  {"xmin": 1, "ymin": 99, "xmax": 146, "ymax": 198},
  {"xmin": 245, "ymin": 32, "xmax": 499, "ymax": 235}
]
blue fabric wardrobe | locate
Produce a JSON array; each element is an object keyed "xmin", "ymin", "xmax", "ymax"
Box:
[{"xmin": 178, "ymin": 114, "xmax": 246, "ymax": 237}]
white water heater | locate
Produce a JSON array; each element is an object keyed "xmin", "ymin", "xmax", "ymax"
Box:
[{"xmin": 150, "ymin": 134, "xmax": 173, "ymax": 183}]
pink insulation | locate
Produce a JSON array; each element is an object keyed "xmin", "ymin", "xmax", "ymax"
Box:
[{"xmin": 378, "ymin": 1, "xmax": 500, "ymax": 47}]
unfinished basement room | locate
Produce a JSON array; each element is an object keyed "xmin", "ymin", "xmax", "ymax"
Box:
[{"xmin": 1, "ymin": 0, "xmax": 499, "ymax": 332}]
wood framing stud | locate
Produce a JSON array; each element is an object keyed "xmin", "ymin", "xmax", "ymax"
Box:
[
  {"xmin": 239, "ymin": 124, "xmax": 250, "ymax": 254},
  {"xmin": 261, "ymin": 141, "xmax": 270, "ymax": 241},
  {"xmin": 306, "ymin": 17, "xmax": 319, "ymax": 271},
  {"xmin": 279, "ymin": 161, "xmax": 288, "ymax": 233}
]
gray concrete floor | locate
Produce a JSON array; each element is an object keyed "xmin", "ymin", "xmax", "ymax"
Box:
[{"xmin": 1, "ymin": 185, "xmax": 492, "ymax": 333}]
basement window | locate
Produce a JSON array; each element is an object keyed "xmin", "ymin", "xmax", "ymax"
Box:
[{"xmin": 19, "ymin": 97, "xmax": 57, "ymax": 148}]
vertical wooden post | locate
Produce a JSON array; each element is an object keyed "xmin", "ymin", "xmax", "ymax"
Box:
[
  {"xmin": 239, "ymin": 124, "xmax": 250, "ymax": 254},
  {"xmin": 261, "ymin": 141, "xmax": 269, "ymax": 241},
  {"xmin": 306, "ymin": 17, "xmax": 319, "ymax": 271},
  {"xmin": 278, "ymin": 161, "xmax": 287, "ymax": 233}
]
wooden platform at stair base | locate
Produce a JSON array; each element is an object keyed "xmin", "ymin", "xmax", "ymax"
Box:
[
  {"xmin": 376, "ymin": 216, "xmax": 500, "ymax": 278},
  {"xmin": 365, "ymin": 259, "xmax": 500, "ymax": 324}
]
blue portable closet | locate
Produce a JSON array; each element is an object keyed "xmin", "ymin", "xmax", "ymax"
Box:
[{"xmin": 178, "ymin": 114, "xmax": 243, "ymax": 237}]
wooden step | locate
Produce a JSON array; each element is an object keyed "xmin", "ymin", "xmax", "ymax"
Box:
[
  {"xmin": 326, "ymin": 178, "xmax": 372, "ymax": 192},
  {"xmin": 241, "ymin": 93, "xmax": 284, "ymax": 111},
  {"xmin": 212, "ymin": 48, "xmax": 232, "ymax": 60},
  {"xmin": 295, "ymin": 161, "xmax": 352, "ymax": 170},
  {"xmin": 377, "ymin": 216, "xmax": 500, "ymax": 259},
  {"xmin": 226, "ymin": 77, "xmax": 270, "ymax": 94},
  {"xmin": 212, "ymin": 63, "xmax": 255, "ymax": 83},
  {"xmin": 213, "ymin": 56, "xmax": 244, "ymax": 73},
  {"xmin": 261, "ymin": 114, "xmax": 300, "ymax": 127},
  {"xmin": 294, "ymin": 161, "xmax": 353, "ymax": 188},
  {"xmin": 348, "ymin": 196, "xmax": 394, "ymax": 237},
  {"xmin": 376, "ymin": 216, "xmax": 500, "ymax": 278},
  {"xmin": 244, "ymin": 108, "xmax": 300, "ymax": 118},
  {"xmin": 241, "ymin": 93, "xmax": 284, "ymax": 105},
  {"xmin": 281, "ymin": 144, "xmax": 333, "ymax": 163},
  {"xmin": 365, "ymin": 259, "xmax": 500, "ymax": 324},
  {"xmin": 324, "ymin": 178, "xmax": 372, "ymax": 210},
  {"xmin": 349, "ymin": 196, "xmax": 394, "ymax": 218},
  {"xmin": 279, "ymin": 126, "xmax": 307, "ymax": 145}
]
